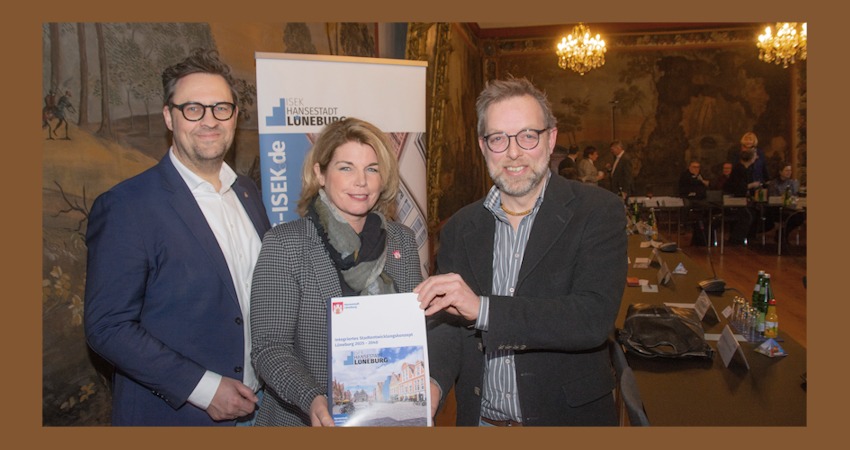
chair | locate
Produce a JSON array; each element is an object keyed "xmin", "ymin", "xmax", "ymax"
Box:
[{"xmin": 609, "ymin": 339, "xmax": 650, "ymax": 426}]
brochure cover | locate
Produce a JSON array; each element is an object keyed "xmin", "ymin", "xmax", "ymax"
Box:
[{"xmin": 327, "ymin": 293, "xmax": 431, "ymax": 426}]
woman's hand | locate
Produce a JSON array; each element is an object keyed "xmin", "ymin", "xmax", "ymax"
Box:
[{"xmin": 310, "ymin": 395, "xmax": 335, "ymax": 427}]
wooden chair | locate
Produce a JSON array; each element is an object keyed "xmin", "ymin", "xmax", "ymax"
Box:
[{"xmin": 609, "ymin": 339, "xmax": 650, "ymax": 426}]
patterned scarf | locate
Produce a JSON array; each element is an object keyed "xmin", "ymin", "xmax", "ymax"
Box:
[{"xmin": 306, "ymin": 189, "xmax": 396, "ymax": 296}]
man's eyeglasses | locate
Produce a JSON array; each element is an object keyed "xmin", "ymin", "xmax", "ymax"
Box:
[
  {"xmin": 170, "ymin": 102, "xmax": 236, "ymax": 121},
  {"xmin": 482, "ymin": 128, "xmax": 549, "ymax": 153}
]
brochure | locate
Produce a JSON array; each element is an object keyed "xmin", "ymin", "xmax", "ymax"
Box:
[{"xmin": 327, "ymin": 292, "xmax": 431, "ymax": 426}]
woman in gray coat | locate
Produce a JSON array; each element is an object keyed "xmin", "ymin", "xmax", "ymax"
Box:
[
  {"xmin": 250, "ymin": 118, "xmax": 423, "ymax": 426},
  {"xmin": 577, "ymin": 146, "xmax": 604, "ymax": 184}
]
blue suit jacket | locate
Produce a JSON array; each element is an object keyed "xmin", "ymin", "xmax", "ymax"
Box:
[{"xmin": 84, "ymin": 155, "xmax": 270, "ymax": 426}]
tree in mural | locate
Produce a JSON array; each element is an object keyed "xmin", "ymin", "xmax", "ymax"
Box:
[
  {"xmin": 43, "ymin": 22, "xmax": 227, "ymax": 427},
  {"xmin": 285, "ymin": 23, "xmax": 318, "ymax": 54},
  {"xmin": 76, "ymin": 23, "xmax": 89, "ymax": 126},
  {"xmin": 555, "ymin": 96, "xmax": 590, "ymax": 148},
  {"xmin": 325, "ymin": 23, "xmax": 376, "ymax": 57},
  {"xmin": 95, "ymin": 23, "xmax": 113, "ymax": 139}
]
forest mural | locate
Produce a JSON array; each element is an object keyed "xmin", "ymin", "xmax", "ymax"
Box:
[
  {"xmin": 484, "ymin": 26, "xmax": 807, "ymax": 195},
  {"xmin": 41, "ymin": 22, "xmax": 394, "ymax": 426},
  {"xmin": 42, "ymin": 22, "xmax": 806, "ymax": 426}
]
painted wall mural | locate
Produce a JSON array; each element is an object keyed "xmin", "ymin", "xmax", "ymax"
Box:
[
  {"xmin": 42, "ymin": 22, "xmax": 385, "ymax": 426},
  {"xmin": 484, "ymin": 27, "xmax": 806, "ymax": 195}
]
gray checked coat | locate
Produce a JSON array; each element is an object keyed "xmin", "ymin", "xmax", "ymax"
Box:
[{"xmin": 250, "ymin": 216, "xmax": 422, "ymax": 426}]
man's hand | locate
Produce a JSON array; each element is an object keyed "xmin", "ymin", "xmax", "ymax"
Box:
[
  {"xmin": 414, "ymin": 273, "xmax": 480, "ymax": 320},
  {"xmin": 310, "ymin": 395, "xmax": 335, "ymax": 427},
  {"xmin": 206, "ymin": 377, "xmax": 258, "ymax": 422}
]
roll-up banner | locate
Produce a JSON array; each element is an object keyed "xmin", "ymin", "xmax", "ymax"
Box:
[{"xmin": 255, "ymin": 53, "xmax": 429, "ymax": 277}]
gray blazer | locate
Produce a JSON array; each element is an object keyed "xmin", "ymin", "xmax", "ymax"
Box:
[
  {"xmin": 250, "ymin": 216, "xmax": 422, "ymax": 426},
  {"xmin": 428, "ymin": 174, "xmax": 627, "ymax": 426}
]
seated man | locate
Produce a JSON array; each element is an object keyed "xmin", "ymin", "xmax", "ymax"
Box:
[
  {"xmin": 709, "ymin": 162, "xmax": 732, "ymax": 190},
  {"xmin": 678, "ymin": 161, "xmax": 710, "ymax": 246},
  {"xmin": 769, "ymin": 163, "xmax": 806, "ymax": 245}
]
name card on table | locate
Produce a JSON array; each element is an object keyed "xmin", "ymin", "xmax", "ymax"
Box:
[
  {"xmin": 718, "ymin": 324, "xmax": 750, "ymax": 370},
  {"xmin": 633, "ymin": 257, "xmax": 651, "ymax": 269},
  {"xmin": 722, "ymin": 196, "xmax": 748, "ymax": 206},
  {"xmin": 656, "ymin": 260, "xmax": 672, "ymax": 286},
  {"xmin": 641, "ymin": 284, "xmax": 658, "ymax": 293},
  {"xmin": 630, "ymin": 196, "xmax": 685, "ymax": 208},
  {"xmin": 768, "ymin": 196, "xmax": 784, "ymax": 206},
  {"xmin": 694, "ymin": 290, "xmax": 720, "ymax": 325}
]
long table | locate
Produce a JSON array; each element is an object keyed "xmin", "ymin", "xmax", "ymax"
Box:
[
  {"xmin": 618, "ymin": 234, "xmax": 806, "ymax": 426},
  {"xmin": 713, "ymin": 197, "xmax": 807, "ymax": 256}
]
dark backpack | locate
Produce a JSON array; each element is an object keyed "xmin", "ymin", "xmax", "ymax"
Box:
[{"xmin": 617, "ymin": 303, "xmax": 714, "ymax": 359}]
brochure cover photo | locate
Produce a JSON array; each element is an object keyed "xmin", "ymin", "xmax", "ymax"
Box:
[{"xmin": 328, "ymin": 293, "xmax": 431, "ymax": 426}]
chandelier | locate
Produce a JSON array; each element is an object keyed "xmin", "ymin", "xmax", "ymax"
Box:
[
  {"xmin": 556, "ymin": 23, "xmax": 607, "ymax": 75},
  {"xmin": 757, "ymin": 22, "xmax": 807, "ymax": 68}
]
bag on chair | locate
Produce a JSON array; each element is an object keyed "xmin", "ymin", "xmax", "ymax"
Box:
[{"xmin": 617, "ymin": 303, "xmax": 714, "ymax": 359}]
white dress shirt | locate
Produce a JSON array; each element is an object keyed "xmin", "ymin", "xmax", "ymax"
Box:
[{"xmin": 169, "ymin": 149, "xmax": 262, "ymax": 410}]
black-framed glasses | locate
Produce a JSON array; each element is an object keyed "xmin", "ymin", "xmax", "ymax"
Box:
[
  {"xmin": 482, "ymin": 128, "xmax": 549, "ymax": 153},
  {"xmin": 170, "ymin": 102, "xmax": 236, "ymax": 121}
]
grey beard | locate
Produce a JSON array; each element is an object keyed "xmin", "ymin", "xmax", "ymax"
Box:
[{"xmin": 491, "ymin": 166, "xmax": 547, "ymax": 198}]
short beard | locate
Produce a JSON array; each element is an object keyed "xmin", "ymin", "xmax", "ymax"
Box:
[{"xmin": 490, "ymin": 165, "xmax": 547, "ymax": 198}]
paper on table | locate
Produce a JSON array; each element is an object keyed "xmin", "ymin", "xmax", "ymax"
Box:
[
  {"xmin": 705, "ymin": 333, "xmax": 747, "ymax": 342},
  {"xmin": 664, "ymin": 302, "xmax": 695, "ymax": 308},
  {"xmin": 633, "ymin": 257, "xmax": 650, "ymax": 269}
]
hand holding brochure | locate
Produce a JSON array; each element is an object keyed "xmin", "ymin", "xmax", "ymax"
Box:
[{"xmin": 328, "ymin": 293, "xmax": 431, "ymax": 426}]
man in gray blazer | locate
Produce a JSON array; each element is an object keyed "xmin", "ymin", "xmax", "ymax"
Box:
[{"xmin": 416, "ymin": 77, "xmax": 627, "ymax": 426}]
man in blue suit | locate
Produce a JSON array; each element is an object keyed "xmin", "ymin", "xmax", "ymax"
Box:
[{"xmin": 84, "ymin": 49, "xmax": 271, "ymax": 426}]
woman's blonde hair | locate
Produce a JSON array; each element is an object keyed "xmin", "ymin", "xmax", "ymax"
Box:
[{"xmin": 297, "ymin": 117, "xmax": 399, "ymax": 219}]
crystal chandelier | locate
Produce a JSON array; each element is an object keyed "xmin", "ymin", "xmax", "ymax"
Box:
[
  {"xmin": 556, "ymin": 23, "xmax": 607, "ymax": 75},
  {"xmin": 757, "ymin": 22, "xmax": 807, "ymax": 68}
]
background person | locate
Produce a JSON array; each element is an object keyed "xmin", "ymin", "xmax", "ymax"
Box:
[
  {"xmin": 416, "ymin": 77, "xmax": 627, "ymax": 426},
  {"xmin": 557, "ymin": 145, "xmax": 579, "ymax": 180},
  {"xmin": 723, "ymin": 147, "xmax": 761, "ymax": 245},
  {"xmin": 769, "ymin": 163, "xmax": 806, "ymax": 245},
  {"xmin": 250, "ymin": 117, "xmax": 423, "ymax": 426},
  {"xmin": 739, "ymin": 131, "xmax": 768, "ymax": 185},
  {"xmin": 709, "ymin": 162, "xmax": 733, "ymax": 190},
  {"xmin": 84, "ymin": 48, "xmax": 270, "ymax": 426},
  {"xmin": 577, "ymin": 146, "xmax": 604, "ymax": 185},
  {"xmin": 678, "ymin": 160, "xmax": 710, "ymax": 246},
  {"xmin": 607, "ymin": 140, "xmax": 634, "ymax": 196}
]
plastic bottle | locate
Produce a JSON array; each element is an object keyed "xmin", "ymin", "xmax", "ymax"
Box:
[
  {"xmin": 756, "ymin": 274, "xmax": 772, "ymax": 336},
  {"xmin": 649, "ymin": 208, "xmax": 659, "ymax": 240},
  {"xmin": 764, "ymin": 298, "xmax": 779, "ymax": 338}
]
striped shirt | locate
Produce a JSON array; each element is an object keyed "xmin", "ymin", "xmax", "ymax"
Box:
[{"xmin": 475, "ymin": 174, "xmax": 548, "ymax": 423}]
